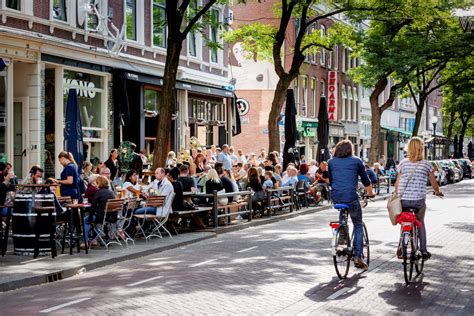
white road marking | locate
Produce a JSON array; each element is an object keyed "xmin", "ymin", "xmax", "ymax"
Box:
[
  {"xmin": 189, "ymin": 259, "xmax": 218, "ymax": 267},
  {"xmin": 326, "ymin": 287, "xmax": 351, "ymax": 300},
  {"xmin": 21, "ymin": 258, "xmax": 46, "ymax": 264},
  {"xmin": 40, "ymin": 298, "xmax": 91, "ymax": 313},
  {"xmin": 237, "ymin": 246, "xmax": 258, "ymax": 253},
  {"xmin": 127, "ymin": 276, "xmax": 163, "ymax": 287},
  {"xmin": 271, "ymin": 238, "xmax": 283, "ymax": 243}
]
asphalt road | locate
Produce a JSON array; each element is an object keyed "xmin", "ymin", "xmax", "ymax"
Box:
[{"xmin": 1, "ymin": 179, "xmax": 473, "ymax": 315}]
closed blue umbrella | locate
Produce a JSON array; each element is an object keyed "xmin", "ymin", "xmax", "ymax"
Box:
[
  {"xmin": 64, "ymin": 88, "xmax": 84, "ymax": 174},
  {"xmin": 283, "ymin": 89, "xmax": 299, "ymax": 170}
]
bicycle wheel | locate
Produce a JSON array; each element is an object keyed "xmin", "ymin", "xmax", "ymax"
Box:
[
  {"xmin": 362, "ymin": 223, "xmax": 370, "ymax": 267},
  {"xmin": 414, "ymin": 228, "xmax": 424, "ymax": 275},
  {"xmin": 333, "ymin": 226, "xmax": 350, "ymax": 279},
  {"xmin": 403, "ymin": 234, "xmax": 415, "ymax": 284}
]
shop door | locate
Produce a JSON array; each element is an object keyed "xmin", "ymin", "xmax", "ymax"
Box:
[{"xmin": 13, "ymin": 97, "xmax": 29, "ymax": 178}]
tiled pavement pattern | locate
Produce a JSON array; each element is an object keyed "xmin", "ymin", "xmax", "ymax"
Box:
[{"xmin": 0, "ymin": 180, "xmax": 472, "ymax": 315}]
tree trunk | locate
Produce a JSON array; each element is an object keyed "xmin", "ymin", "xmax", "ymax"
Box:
[
  {"xmin": 412, "ymin": 106, "xmax": 424, "ymax": 137},
  {"xmin": 368, "ymin": 77, "xmax": 388, "ymax": 164},
  {"xmin": 458, "ymin": 112, "xmax": 472, "ymax": 158},
  {"xmin": 369, "ymin": 105, "xmax": 381, "ymax": 165},
  {"xmin": 153, "ymin": 39, "xmax": 183, "ymax": 169},
  {"xmin": 444, "ymin": 111, "xmax": 456, "ymax": 158},
  {"xmin": 268, "ymin": 77, "xmax": 292, "ymax": 153}
]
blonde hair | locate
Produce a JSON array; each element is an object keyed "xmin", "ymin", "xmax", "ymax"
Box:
[
  {"xmin": 405, "ymin": 137, "xmax": 424, "ymax": 162},
  {"xmin": 58, "ymin": 151, "xmax": 77, "ymax": 166},
  {"xmin": 207, "ymin": 169, "xmax": 220, "ymax": 183},
  {"xmin": 96, "ymin": 175, "xmax": 110, "ymax": 189}
]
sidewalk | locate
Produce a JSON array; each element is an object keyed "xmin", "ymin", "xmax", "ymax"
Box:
[{"xmin": 0, "ymin": 192, "xmax": 392, "ymax": 292}]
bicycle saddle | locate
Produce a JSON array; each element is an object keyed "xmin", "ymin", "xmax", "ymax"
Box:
[{"xmin": 334, "ymin": 204, "xmax": 350, "ymax": 209}]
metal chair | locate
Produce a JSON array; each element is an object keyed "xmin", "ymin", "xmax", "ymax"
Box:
[
  {"xmin": 295, "ymin": 180, "xmax": 309, "ymax": 208},
  {"xmin": 94, "ymin": 198, "xmax": 126, "ymax": 249},
  {"xmin": 133, "ymin": 195, "xmax": 173, "ymax": 240},
  {"xmin": 121, "ymin": 197, "xmax": 138, "ymax": 246}
]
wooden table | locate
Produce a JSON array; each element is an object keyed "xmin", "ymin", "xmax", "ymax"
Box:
[{"xmin": 64, "ymin": 203, "xmax": 91, "ymax": 255}]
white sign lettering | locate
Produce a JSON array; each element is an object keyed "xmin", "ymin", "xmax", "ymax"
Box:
[{"xmin": 63, "ymin": 78, "xmax": 97, "ymax": 98}]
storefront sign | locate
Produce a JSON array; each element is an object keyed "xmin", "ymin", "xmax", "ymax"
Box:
[
  {"xmin": 236, "ymin": 98, "xmax": 250, "ymax": 116},
  {"xmin": 328, "ymin": 71, "xmax": 337, "ymax": 121},
  {"xmin": 301, "ymin": 121, "xmax": 318, "ymax": 128},
  {"xmin": 63, "ymin": 78, "xmax": 96, "ymax": 98},
  {"xmin": 329, "ymin": 126, "xmax": 344, "ymax": 137}
]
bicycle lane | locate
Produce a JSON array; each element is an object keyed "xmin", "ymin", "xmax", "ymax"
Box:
[{"xmin": 276, "ymin": 180, "xmax": 473, "ymax": 315}]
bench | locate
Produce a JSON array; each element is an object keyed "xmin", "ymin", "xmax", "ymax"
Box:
[{"xmin": 265, "ymin": 186, "xmax": 295, "ymax": 216}]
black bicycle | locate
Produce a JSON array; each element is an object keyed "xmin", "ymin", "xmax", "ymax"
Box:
[{"xmin": 330, "ymin": 203, "xmax": 370, "ymax": 279}]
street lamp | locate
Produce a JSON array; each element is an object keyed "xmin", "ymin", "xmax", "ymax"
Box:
[{"xmin": 432, "ymin": 116, "xmax": 438, "ymax": 160}]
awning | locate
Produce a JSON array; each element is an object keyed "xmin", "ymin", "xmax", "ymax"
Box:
[{"xmin": 381, "ymin": 126, "xmax": 412, "ymax": 137}]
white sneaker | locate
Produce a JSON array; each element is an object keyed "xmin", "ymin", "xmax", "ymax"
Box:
[{"xmin": 235, "ymin": 215, "xmax": 243, "ymax": 221}]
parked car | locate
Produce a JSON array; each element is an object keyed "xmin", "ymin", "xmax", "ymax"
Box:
[
  {"xmin": 439, "ymin": 160, "xmax": 456, "ymax": 183},
  {"xmin": 457, "ymin": 159, "xmax": 473, "ymax": 179},
  {"xmin": 443, "ymin": 160, "xmax": 462, "ymax": 182},
  {"xmin": 451, "ymin": 160, "xmax": 464, "ymax": 180},
  {"xmin": 431, "ymin": 161, "xmax": 448, "ymax": 186}
]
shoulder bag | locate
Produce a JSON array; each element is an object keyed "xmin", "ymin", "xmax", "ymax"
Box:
[{"xmin": 387, "ymin": 162, "xmax": 419, "ymax": 225}]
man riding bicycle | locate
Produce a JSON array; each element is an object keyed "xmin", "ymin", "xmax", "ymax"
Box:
[{"xmin": 328, "ymin": 140, "xmax": 375, "ymax": 271}]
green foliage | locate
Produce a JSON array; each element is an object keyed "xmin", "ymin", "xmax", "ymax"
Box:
[
  {"xmin": 118, "ymin": 141, "xmax": 134, "ymax": 173},
  {"xmin": 222, "ymin": 23, "xmax": 277, "ymax": 61}
]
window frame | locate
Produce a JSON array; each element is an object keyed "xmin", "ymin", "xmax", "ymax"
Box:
[
  {"xmin": 51, "ymin": 0, "xmax": 69, "ymax": 24},
  {"xmin": 301, "ymin": 76, "xmax": 308, "ymax": 117},
  {"xmin": 209, "ymin": 8, "xmax": 222, "ymax": 64},
  {"xmin": 310, "ymin": 78, "xmax": 317, "ymax": 117},
  {"xmin": 187, "ymin": 0, "xmax": 202, "ymax": 58},
  {"xmin": 152, "ymin": 0, "xmax": 167, "ymax": 48},
  {"xmin": 125, "ymin": 0, "xmax": 138, "ymax": 42},
  {"xmin": 319, "ymin": 25, "xmax": 326, "ymax": 66}
]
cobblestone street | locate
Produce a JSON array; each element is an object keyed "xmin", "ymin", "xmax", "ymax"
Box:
[{"xmin": 1, "ymin": 180, "xmax": 472, "ymax": 315}]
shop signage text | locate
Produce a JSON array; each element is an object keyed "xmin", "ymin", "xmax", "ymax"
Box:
[
  {"xmin": 301, "ymin": 121, "xmax": 318, "ymax": 128},
  {"xmin": 328, "ymin": 71, "xmax": 337, "ymax": 121},
  {"xmin": 63, "ymin": 79, "xmax": 96, "ymax": 98}
]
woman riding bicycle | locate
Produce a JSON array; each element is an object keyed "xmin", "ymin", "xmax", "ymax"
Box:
[
  {"xmin": 328, "ymin": 140, "xmax": 375, "ymax": 271},
  {"xmin": 394, "ymin": 137, "xmax": 443, "ymax": 260}
]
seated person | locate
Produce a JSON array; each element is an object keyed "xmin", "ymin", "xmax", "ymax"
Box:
[
  {"xmin": 205, "ymin": 169, "xmax": 224, "ymax": 204},
  {"xmin": 310, "ymin": 161, "xmax": 329, "ymax": 201},
  {"xmin": 122, "ymin": 170, "xmax": 140, "ymax": 198},
  {"xmin": 1, "ymin": 170, "xmax": 16, "ymax": 218},
  {"xmin": 135, "ymin": 168, "xmax": 174, "ymax": 217},
  {"xmin": 84, "ymin": 174, "xmax": 99, "ymax": 204},
  {"xmin": 281, "ymin": 166, "xmax": 298, "ymax": 187},
  {"xmin": 262, "ymin": 171, "xmax": 274, "ymax": 191},
  {"xmin": 216, "ymin": 165, "xmax": 235, "ymax": 202},
  {"xmin": 85, "ymin": 176, "xmax": 117, "ymax": 245},
  {"xmin": 177, "ymin": 164, "xmax": 196, "ymax": 193},
  {"xmin": 297, "ymin": 163, "xmax": 311, "ymax": 190}
]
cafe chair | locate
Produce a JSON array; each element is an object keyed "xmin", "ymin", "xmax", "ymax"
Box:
[
  {"xmin": 94, "ymin": 198, "xmax": 126, "ymax": 249},
  {"xmin": 121, "ymin": 197, "xmax": 139, "ymax": 246},
  {"xmin": 133, "ymin": 195, "xmax": 173, "ymax": 240}
]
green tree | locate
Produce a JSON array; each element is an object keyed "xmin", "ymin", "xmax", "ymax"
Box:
[
  {"xmin": 442, "ymin": 78, "xmax": 474, "ymax": 157},
  {"xmin": 225, "ymin": 0, "xmax": 373, "ymax": 153},
  {"xmin": 349, "ymin": 0, "xmax": 469, "ymax": 163},
  {"xmin": 152, "ymin": 0, "xmax": 249, "ymax": 169},
  {"xmin": 403, "ymin": 15, "xmax": 474, "ymax": 136}
]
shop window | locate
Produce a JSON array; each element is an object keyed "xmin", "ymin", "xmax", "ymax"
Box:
[
  {"xmin": 153, "ymin": 0, "xmax": 166, "ymax": 48},
  {"xmin": 53, "ymin": 0, "xmax": 67, "ymax": 22},
  {"xmin": 210, "ymin": 9, "xmax": 219, "ymax": 63},
  {"xmin": 6, "ymin": 0, "xmax": 21, "ymax": 10},
  {"xmin": 63, "ymin": 70, "xmax": 105, "ymax": 165},
  {"xmin": 126, "ymin": 0, "xmax": 137, "ymax": 41},
  {"xmin": 144, "ymin": 88, "xmax": 160, "ymax": 111}
]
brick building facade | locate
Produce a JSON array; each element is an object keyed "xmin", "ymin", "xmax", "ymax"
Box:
[{"xmin": 0, "ymin": 0, "xmax": 234, "ymax": 178}]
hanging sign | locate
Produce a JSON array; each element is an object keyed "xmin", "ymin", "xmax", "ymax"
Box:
[{"xmin": 328, "ymin": 71, "xmax": 337, "ymax": 121}]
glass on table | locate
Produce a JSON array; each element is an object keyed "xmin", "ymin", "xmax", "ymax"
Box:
[{"xmin": 72, "ymin": 199, "xmax": 79, "ymax": 205}]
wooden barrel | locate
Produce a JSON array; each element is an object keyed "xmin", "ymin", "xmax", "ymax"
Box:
[{"xmin": 12, "ymin": 192, "xmax": 56, "ymax": 256}]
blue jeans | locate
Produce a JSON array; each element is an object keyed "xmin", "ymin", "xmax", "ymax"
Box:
[
  {"xmin": 2, "ymin": 207, "xmax": 13, "ymax": 217},
  {"xmin": 134, "ymin": 207, "xmax": 156, "ymax": 216},
  {"xmin": 338, "ymin": 199, "xmax": 363, "ymax": 258}
]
